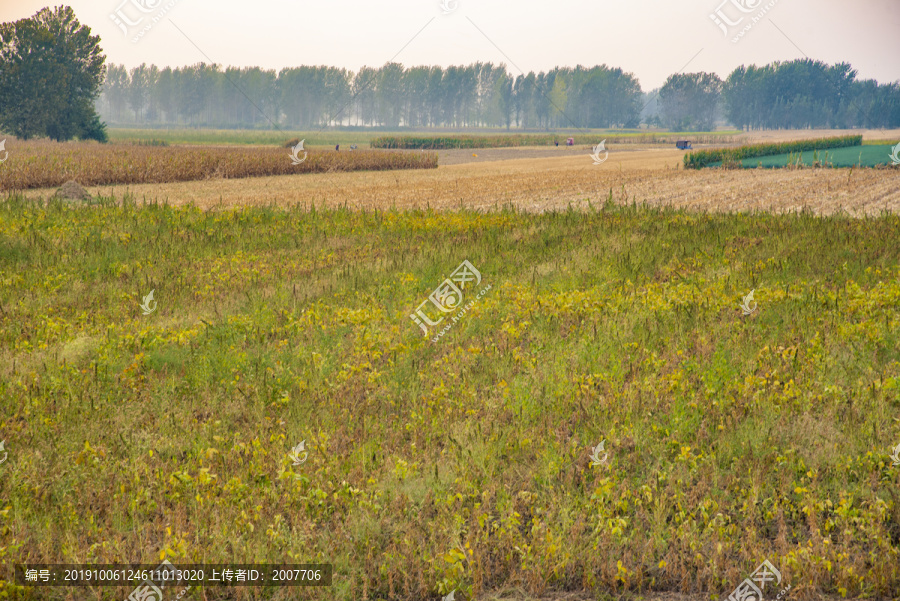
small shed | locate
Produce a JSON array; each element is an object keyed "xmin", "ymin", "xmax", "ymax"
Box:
[
  {"xmin": 676, "ymin": 140, "xmax": 692, "ymax": 150},
  {"xmin": 566, "ymin": 137, "xmax": 575, "ymax": 146}
]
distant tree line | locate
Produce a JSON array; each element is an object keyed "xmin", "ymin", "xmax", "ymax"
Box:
[
  {"xmin": 652, "ymin": 59, "xmax": 899, "ymax": 131},
  {"xmin": 721, "ymin": 60, "xmax": 899, "ymax": 130},
  {"xmin": 97, "ymin": 62, "xmax": 645, "ymax": 130},
  {"xmin": 98, "ymin": 58, "xmax": 900, "ymax": 132},
  {"xmin": 3, "ymin": 5, "xmax": 899, "ymax": 141}
]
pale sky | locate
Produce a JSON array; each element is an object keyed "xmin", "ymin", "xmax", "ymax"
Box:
[{"xmin": 2, "ymin": 0, "xmax": 899, "ymax": 90}]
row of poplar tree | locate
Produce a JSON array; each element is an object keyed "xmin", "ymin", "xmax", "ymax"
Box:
[
  {"xmin": 99, "ymin": 63, "xmax": 644, "ymax": 130},
  {"xmin": 98, "ymin": 59, "xmax": 900, "ymax": 131}
]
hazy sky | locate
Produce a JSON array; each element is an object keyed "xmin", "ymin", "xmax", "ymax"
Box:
[{"xmin": 2, "ymin": 0, "xmax": 899, "ymax": 90}]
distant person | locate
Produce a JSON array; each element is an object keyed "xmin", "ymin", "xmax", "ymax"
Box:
[
  {"xmin": 335, "ymin": 144, "xmax": 340, "ymax": 151},
  {"xmin": 555, "ymin": 141, "xmax": 559, "ymax": 147}
]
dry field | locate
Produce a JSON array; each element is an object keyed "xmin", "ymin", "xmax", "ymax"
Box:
[
  {"xmin": 408, "ymin": 144, "xmax": 688, "ymax": 165},
  {"xmin": 736, "ymin": 128, "xmax": 900, "ymax": 144},
  {"xmin": 25, "ymin": 146, "xmax": 900, "ymax": 217}
]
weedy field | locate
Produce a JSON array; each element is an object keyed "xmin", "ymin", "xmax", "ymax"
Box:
[
  {"xmin": 0, "ymin": 141, "xmax": 437, "ymax": 190},
  {"xmin": 1, "ymin": 193, "xmax": 899, "ymax": 600}
]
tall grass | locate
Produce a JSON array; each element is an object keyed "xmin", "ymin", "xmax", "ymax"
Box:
[{"xmin": 1, "ymin": 194, "xmax": 899, "ymax": 600}]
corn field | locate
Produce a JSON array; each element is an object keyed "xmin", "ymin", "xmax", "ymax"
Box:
[{"xmin": 0, "ymin": 141, "xmax": 438, "ymax": 190}]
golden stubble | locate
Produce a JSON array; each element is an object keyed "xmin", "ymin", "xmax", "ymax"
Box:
[{"xmin": 24, "ymin": 148, "xmax": 900, "ymax": 217}]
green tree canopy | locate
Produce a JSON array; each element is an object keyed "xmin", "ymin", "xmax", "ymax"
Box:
[
  {"xmin": 0, "ymin": 5, "xmax": 107, "ymax": 141},
  {"xmin": 659, "ymin": 72, "xmax": 723, "ymax": 132}
]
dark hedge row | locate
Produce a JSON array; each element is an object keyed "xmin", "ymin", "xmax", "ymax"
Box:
[
  {"xmin": 370, "ymin": 134, "xmax": 562, "ymax": 149},
  {"xmin": 684, "ymin": 135, "xmax": 863, "ymax": 169}
]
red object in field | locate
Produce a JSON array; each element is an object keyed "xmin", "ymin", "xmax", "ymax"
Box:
[{"xmin": 566, "ymin": 137, "xmax": 574, "ymax": 146}]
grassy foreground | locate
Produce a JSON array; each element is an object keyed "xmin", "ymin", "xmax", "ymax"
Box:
[{"xmin": 1, "ymin": 194, "xmax": 900, "ymax": 600}]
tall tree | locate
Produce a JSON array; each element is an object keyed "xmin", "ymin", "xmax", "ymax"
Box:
[
  {"xmin": 0, "ymin": 6, "xmax": 107, "ymax": 141},
  {"xmin": 128, "ymin": 63, "xmax": 150, "ymax": 123},
  {"xmin": 103, "ymin": 63, "xmax": 130, "ymax": 123},
  {"xmin": 351, "ymin": 66, "xmax": 378, "ymax": 127},
  {"xmin": 513, "ymin": 72, "xmax": 537, "ymax": 128},
  {"xmin": 548, "ymin": 71, "xmax": 570, "ymax": 129},
  {"xmin": 154, "ymin": 67, "xmax": 176, "ymax": 123},
  {"xmin": 659, "ymin": 72, "xmax": 722, "ymax": 131},
  {"xmin": 493, "ymin": 71, "xmax": 513, "ymax": 129}
]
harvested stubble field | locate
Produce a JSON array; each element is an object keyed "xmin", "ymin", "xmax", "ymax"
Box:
[
  {"xmin": 399, "ymin": 144, "xmax": 705, "ymax": 166},
  {"xmin": 29, "ymin": 148, "xmax": 900, "ymax": 217},
  {"xmin": 0, "ymin": 141, "xmax": 437, "ymax": 190},
  {"xmin": 1, "ymin": 195, "xmax": 900, "ymax": 600}
]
